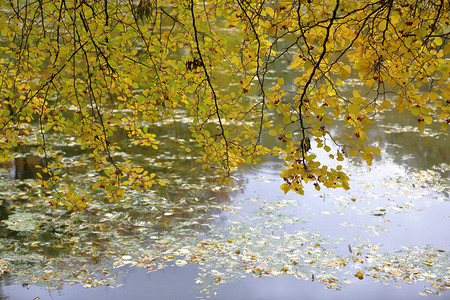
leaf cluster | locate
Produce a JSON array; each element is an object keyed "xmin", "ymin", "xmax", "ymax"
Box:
[{"xmin": 0, "ymin": 0, "xmax": 448, "ymax": 209}]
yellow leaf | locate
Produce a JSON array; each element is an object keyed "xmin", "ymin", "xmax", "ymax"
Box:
[
  {"xmin": 348, "ymin": 104, "xmax": 359, "ymax": 114},
  {"xmin": 434, "ymin": 37, "xmax": 443, "ymax": 46},
  {"xmin": 424, "ymin": 116, "xmax": 432, "ymax": 125},
  {"xmin": 267, "ymin": 26, "xmax": 276, "ymax": 35},
  {"xmin": 342, "ymin": 181, "xmax": 350, "ymax": 190},
  {"xmin": 444, "ymin": 43, "xmax": 450, "ymax": 55},
  {"xmin": 265, "ymin": 6, "xmax": 275, "ymax": 17},
  {"xmin": 410, "ymin": 106, "xmax": 420, "ymax": 116},
  {"xmin": 388, "ymin": 268, "xmax": 401, "ymax": 276},
  {"xmin": 418, "ymin": 121, "xmax": 425, "ymax": 133},
  {"xmin": 354, "ymin": 271, "xmax": 364, "ymax": 280},
  {"xmin": 334, "ymin": 259, "xmax": 346, "ymax": 266},
  {"xmin": 352, "ymin": 257, "xmax": 365, "ymax": 263},
  {"xmin": 373, "ymin": 148, "xmax": 381, "ymax": 156},
  {"xmin": 268, "ymin": 129, "xmax": 278, "ymax": 136}
]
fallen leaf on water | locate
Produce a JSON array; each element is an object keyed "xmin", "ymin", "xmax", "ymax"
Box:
[
  {"xmin": 352, "ymin": 257, "xmax": 365, "ymax": 263},
  {"xmin": 388, "ymin": 268, "xmax": 401, "ymax": 276},
  {"xmin": 334, "ymin": 259, "xmax": 346, "ymax": 266}
]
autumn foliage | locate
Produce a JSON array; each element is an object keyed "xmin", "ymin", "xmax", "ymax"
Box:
[{"xmin": 0, "ymin": 0, "xmax": 448, "ymax": 210}]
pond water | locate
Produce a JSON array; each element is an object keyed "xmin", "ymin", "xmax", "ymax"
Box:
[
  {"xmin": 1, "ymin": 264, "xmax": 442, "ymax": 300},
  {"xmin": 0, "ymin": 108, "xmax": 448, "ymax": 299}
]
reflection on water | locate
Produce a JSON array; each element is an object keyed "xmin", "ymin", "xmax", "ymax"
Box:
[
  {"xmin": 1, "ymin": 155, "xmax": 46, "ymax": 180},
  {"xmin": 369, "ymin": 111, "xmax": 448, "ymax": 172},
  {"xmin": 0, "ymin": 106, "xmax": 448, "ymax": 299}
]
